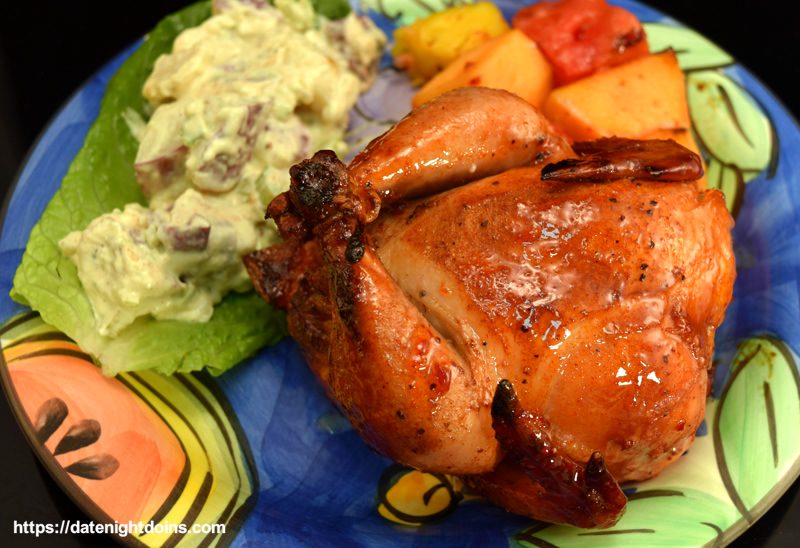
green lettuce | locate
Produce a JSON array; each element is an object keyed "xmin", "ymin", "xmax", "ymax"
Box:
[
  {"xmin": 312, "ymin": 0, "xmax": 351, "ymax": 19},
  {"xmin": 10, "ymin": 1, "xmax": 287, "ymax": 376}
]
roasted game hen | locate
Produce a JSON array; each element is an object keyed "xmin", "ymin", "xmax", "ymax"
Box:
[{"xmin": 245, "ymin": 88, "xmax": 736, "ymax": 528}]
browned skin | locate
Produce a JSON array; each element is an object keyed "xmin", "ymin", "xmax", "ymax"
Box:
[
  {"xmin": 244, "ymin": 88, "xmax": 736, "ymax": 528},
  {"xmin": 542, "ymin": 137, "xmax": 705, "ymax": 182},
  {"xmin": 349, "ymin": 87, "xmax": 572, "ymax": 202},
  {"xmin": 465, "ymin": 380, "xmax": 627, "ymax": 528},
  {"xmin": 246, "ymin": 237, "xmax": 333, "ymax": 382},
  {"xmin": 370, "ymin": 160, "xmax": 735, "ymax": 484}
]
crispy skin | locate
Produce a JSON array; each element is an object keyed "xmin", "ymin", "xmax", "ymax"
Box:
[
  {"xmin": 465, "ymin": 380, "xmax": 627, "ymax": 528},
  {"xmin": 542, "ymin": 137, "xmax": 704, "ymax": 182},
  {"xmin": 244, "ymin": 239, "xmax": 333, "ymax": 384},
  {"xmin": 254, "ymin": 150, "xmax": 501, "ymax": 472},
  {"xmin": 371, "ymin": 165, "xmax": 734, "ymax": 481},
  {"xmin": 244, "ymin": 88, "xmax": 735, "ymax": 527},
  {"xmin": 349, "ymin": 87, "xmax": 572, "ymax": 202}
]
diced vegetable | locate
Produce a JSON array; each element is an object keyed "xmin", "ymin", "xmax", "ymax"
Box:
[
  {"xmin": 392, "ymin": 2, "xmax": 509, "ymax": 83},
  {"xmin": 543, "ymin": 51, "xmax": 691, "ymax": 141},
  {"xmin": 513, "ymin": 0, "xmax": 648, "ymax": 86},
  {"xmin": 412, "ymin": 30, "xmax": 553, "ymax": 109}
]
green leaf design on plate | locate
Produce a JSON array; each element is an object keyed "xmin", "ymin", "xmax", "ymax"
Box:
[
  {"xmin": 714, "ymin": 337, "xmax": 800, "ymax": 522},
  {"xmin": 687, "ymin": 70, "xmax": 774, "ymax": 175},
  {"xmin": 686, "ymin": 70, "xmax": 776, "ymax": 215},
  {"xmin": 514, "ymin": 488, "xmax": 738, "ymax": 547},
  {"xmin": 705, "ymin": 158, "xmax": 745, "ymax": 215},
  {"xmin": 360, "ymin": 0, "xmax": 467, "ymax": 25},
  {"xmin": 644, "ymin": 22, "xmax": 776, "ymax": 216},
  {"xmin": 644, "ymin": 23, "xmax": 733, "ymax": 71}
]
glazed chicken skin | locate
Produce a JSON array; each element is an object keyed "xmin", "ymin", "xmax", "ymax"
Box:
[{"xmin": 245, "ymin": 88, "xmax": 736, "ymax": 528}]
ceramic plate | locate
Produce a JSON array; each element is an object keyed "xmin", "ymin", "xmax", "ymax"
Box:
[{"xmin": 2, "ymin": 1, "xmax": 799, "ymax": 546}]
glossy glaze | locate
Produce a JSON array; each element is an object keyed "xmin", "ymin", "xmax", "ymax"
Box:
[
  {"xmin": 372, "ymin": 160, "xmax": 734, "ymax": 482},
  {"xmin": 349, "ymin": 87, "xmax": 572, "ymax": 202},
  {"xmin": 245, "ymin": 88, "xmax": 736, "ymax": 527}
]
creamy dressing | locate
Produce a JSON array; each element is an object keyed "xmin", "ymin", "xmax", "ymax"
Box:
[{"xmin": 60, "ymin": 0, "xmax": 386, "ymax": 336}]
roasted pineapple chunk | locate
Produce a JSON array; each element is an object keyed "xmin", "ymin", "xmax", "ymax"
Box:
[{"xmin": 392, "ymin": 3, "xmax": 509, "ymax": 83}]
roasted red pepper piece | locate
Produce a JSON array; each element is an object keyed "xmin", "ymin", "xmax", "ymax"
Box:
[{"xmin": 513, "ymin": 0, "xmax": 649, "ymax": 85}]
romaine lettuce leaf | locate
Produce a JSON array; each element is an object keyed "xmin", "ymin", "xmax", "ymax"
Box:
[
  {"xmin": 10, "ymin": 1, "xmax": 286, "ymax": 376},
  {"xmin": 312, "ymin": 0, "xmax": 351, "ymax": 19}
]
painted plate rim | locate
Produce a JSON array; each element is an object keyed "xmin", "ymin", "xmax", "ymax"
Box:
[{"xmin": 1, "ymin": 0, "xmax": 800, "ymax": 545}]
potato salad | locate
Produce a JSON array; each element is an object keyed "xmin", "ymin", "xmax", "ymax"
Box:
[{"xmin": 60, "ymin": 0, "xmax": 385, "ymax": 337}]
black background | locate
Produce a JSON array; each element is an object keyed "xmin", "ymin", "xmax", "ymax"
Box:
[{"xmin": 1, "ymin": 1, "xmax": 799, "ymax": 546}]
